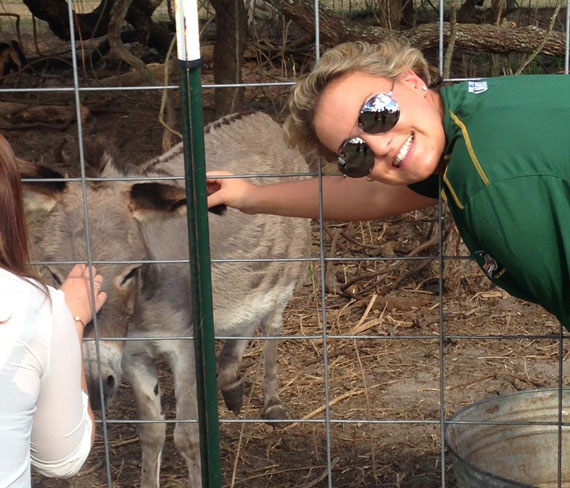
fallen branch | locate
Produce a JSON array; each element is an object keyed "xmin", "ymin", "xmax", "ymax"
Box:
[
  {"xmin": 95, "ymin": 59, "xmax": 177, "ymax": 86},
  {"xmin": 0, "ymin": 101, "xmax": 89, "ymax": 130},
  {"xmin": 284, "ymin": 388, "xmax": 366, "ymax": 430},
  {"xmin": 268, "ymin": 0, "xmax": 568, "ymax": 57}
]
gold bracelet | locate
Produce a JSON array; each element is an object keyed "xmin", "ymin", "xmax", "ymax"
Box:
[{"xmin": 74, "ymin": 316, "xmax": 85, "ymax": 328}]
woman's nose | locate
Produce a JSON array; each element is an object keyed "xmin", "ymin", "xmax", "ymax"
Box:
[{"xmin": 360, "ymin": 132, "xmax": 391, "ymax": 158}]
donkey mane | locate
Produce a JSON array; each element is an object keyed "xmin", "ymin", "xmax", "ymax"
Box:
[
  {"xmin": 137, "ymin": 111, "xmax": 279, "ymax": 178},
  {"xmin": 203, "ymin": 111, "xmax": 256, "ymax": 134}
]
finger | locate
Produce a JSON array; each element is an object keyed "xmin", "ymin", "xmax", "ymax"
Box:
[
  {"xmin": 84, "ymin": 264, "xmax": 98, "ymax": 278},
  {"xmin": 96, "ymin": 291, "xmax": 108, "ymax": 310},
  {"xmin": 68, "ymin": 263, "xmax": 86, "ymax": 278},
  {"xmin": 73, "ymin": 264, "xmax": 89, "ymax": 279},
  {"xmin": 206, "ymin": 180, "xmax": 221, "ymax": 195},
  {"xmin": 206, "ymin": 170, "xmax": 232, "ymax": 178},
  {"xmin": 207, "ymin": 190, "xmax": 227, "ymax": 209}
]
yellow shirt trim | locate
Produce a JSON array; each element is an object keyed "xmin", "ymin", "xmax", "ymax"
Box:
[
  {"xmin": 448, "ymin": 110, "xmax": 490, "ymax": 186},
  {"xmin": 443, "ymin": 169, "xmax": 464, "ymax": 210}
]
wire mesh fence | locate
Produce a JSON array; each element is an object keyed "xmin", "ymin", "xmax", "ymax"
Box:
[{"xmin": 1, "ymin": 0, "xmax": 570, "ymax": 486}]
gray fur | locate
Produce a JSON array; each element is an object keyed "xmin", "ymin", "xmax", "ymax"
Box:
[{"xmin": 24, "ymin": 112, "xmax": 310, "ymax": 488}]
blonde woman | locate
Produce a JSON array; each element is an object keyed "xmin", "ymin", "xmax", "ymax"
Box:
[{"xmin": 207, "ymin": 40, "xmax": 570, "ymax": 330}]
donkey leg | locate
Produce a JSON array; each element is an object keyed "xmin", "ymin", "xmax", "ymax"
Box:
[
  {"xmin": 260, "ymin": 312, "xmax": 287, "ymax": 421},
  {"xmin": 122, "ymin": 350, "xmax": 165, "ymax": 488},
  {"xmin": 218, "ymin": 338, "xmax": 250, "ymax": 414},
  {"xmin": 165, "ymin": 343, "xmax": 202, "ymax": 487}
]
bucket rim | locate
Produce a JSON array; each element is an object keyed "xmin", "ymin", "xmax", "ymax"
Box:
[{"xmin": 444, "ymin": 387, "xmax": 570, "ymax": 488}]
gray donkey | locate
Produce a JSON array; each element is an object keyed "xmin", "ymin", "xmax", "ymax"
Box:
[{"xmin": 22, "ymin": 112, "xmax": 311, "ymax": 487}]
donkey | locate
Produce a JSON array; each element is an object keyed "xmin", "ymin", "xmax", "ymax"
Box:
[{"xmin": 22, "ymin": 112, "xmax": 311, "ymax": 487}]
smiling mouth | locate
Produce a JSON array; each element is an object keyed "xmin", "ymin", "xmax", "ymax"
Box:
[{"xmin": 393, "ymin": 134, "xmax": 414, "ymax": 168}]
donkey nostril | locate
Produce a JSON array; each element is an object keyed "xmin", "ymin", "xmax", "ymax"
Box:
[{"xmin": 104, "ymin": 375, "xmax": 116, "ymax": 395}]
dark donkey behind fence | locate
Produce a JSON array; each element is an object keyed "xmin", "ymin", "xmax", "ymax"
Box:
[{"xmin": 21, "ymin": 112, "xmax": 311, "ymax": 487}]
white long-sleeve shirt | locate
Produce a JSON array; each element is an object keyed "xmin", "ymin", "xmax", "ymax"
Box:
[{"xmin": 0, "ymin": 267, "xmax": 92, "ymax": 487}]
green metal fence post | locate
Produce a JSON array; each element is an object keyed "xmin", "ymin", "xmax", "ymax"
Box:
[{"xmin": 175, "ymin": 1, "xmax": 222, "ymax": 487}]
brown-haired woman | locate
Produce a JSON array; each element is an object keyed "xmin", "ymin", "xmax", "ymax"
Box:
[{"xmin": 0, "ymin": 134, "xmax": 107, "ymax": 486}]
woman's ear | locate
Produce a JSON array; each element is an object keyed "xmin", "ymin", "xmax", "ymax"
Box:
[{"xmin": 399, "ymin": 69, "xmax": 428, "ymax": 94}]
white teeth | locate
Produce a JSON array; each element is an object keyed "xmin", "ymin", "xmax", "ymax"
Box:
[{"xmin": 393, "ymin": 134, "xmax": 414, "ymax": 167}]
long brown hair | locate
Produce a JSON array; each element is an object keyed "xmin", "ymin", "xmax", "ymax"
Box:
[
  {"xmin": 0, "ymin": 134, "xmax": 30, "ymax": 271},
  {"xmin": 0, "ymin": 134, "xmax": 46, "ymax": 293}
]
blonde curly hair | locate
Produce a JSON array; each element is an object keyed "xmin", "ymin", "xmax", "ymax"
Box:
[{"xmin": 283, "ymin": 39, "xmax": 437, "ymax": 162}]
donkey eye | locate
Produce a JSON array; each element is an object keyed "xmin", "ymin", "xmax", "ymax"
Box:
[
  {"xmin": 44, "ymin": 267, "xmax": 63, "ymax": 287},
  {"xmin": 119, "ymin": 267, "xmax": 139, "ymax": 287}
]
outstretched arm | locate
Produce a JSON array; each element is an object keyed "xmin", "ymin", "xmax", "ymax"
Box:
[
  {"xmin": 206, "ymin": 171, "xmax": 438, "ymax": 221},
  {"xmin": 59, "ymin": 264, "xmax": 107, "ymax": 446}
]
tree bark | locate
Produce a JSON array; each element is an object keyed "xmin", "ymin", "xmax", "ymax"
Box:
[
  {"xmin": 22, "ymin": 0, "xmax": 172, "ymax": 52},
  {"xmin": 22, "ymin": 0, "xmax": 111, "ymax": 40},
  {"xmin": 108, "ymin": 0, "xmax": 157, "ymax": 85},
  {"xmin": 210, "ymin": 0, "xmax": 249, "ymax": 116},
  {"xmin": 267, "ymin": 0, "xmax": 568, "ymax": 57},
  {"xmin": 377, "ymin": 0, "xmax": 404, "ymax": 29}
]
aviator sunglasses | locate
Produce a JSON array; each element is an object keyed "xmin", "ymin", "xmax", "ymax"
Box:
[{"xmin": 337, "ymin": 81, "xmax": 400, "ymax": 178}]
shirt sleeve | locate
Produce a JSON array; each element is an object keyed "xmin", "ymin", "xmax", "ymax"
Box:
[{"xmin": 30, "ymin": 289, "xmax": 92, "ymax": 478}]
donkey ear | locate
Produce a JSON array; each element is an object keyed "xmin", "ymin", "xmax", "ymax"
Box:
[
  {"xmin": 129, "ymin": 183, "xmax": 188, "ymax": 221},
  {"xmin": 58, "ymin": 136, "xmax": 116, "ymax": 177},
  {"xmin": 83, "ymin": 136, "xmax": 116, "ymax": 177},
  {"xmin": 18, "ymin": 158, "xmax": 67, "ymax": 214}
]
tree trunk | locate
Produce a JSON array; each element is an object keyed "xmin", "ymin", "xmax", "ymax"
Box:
[
  {"xmin": 210, "ymin": 0, "xmax": 249, "ymax": 116},
  {"xmin": 267, "ymin": 0, "xmax": 568, "ymax": 57},
  {"xmin": 22, "ymin": 0, "xmax": 111, "ymax": 40},
  {"xmin": 457, "ymin": 0, "xmax": 485, "ymax": 23},
  {"xmin": 108, "ymin": 0, "xmax": 157, "ymax": 85},
  {"xmin": 22, "ymin": 0, "xmax": 172, "ymax": 52},
  {"xmin": 401, "ymin": 0, "xmax": 415, "ymax": 28},
  {"xmin": 377, "ymin": 0, "xmax": 403, "ymax": 29}
]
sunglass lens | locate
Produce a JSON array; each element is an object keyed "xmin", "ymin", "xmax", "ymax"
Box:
[
  {"xmin": 338, "ymin": 137, "xmax": 374, "ymax": 178},
  {"xmin": 359, "ymin": 93, "xmax": 400, "ymax": 134}
]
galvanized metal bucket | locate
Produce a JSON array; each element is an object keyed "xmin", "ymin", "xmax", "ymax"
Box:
[{"xmin": 444, "ymin": 388, "xmax": 570, "ymax": 487}]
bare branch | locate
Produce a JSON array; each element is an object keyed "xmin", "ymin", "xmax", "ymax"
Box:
[{"xmin": 108, "ymin": 0, "xmax": 157, "ymax": 86}]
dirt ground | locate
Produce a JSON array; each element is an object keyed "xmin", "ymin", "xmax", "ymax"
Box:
[{"xmin": 2, "ymin": 17, "xmax": 569, "ymax": 488}]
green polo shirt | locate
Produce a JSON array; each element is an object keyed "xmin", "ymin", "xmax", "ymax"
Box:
[{"xmin": 435, "ymin": 75, "xmax": 570, "ymax": 327}]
